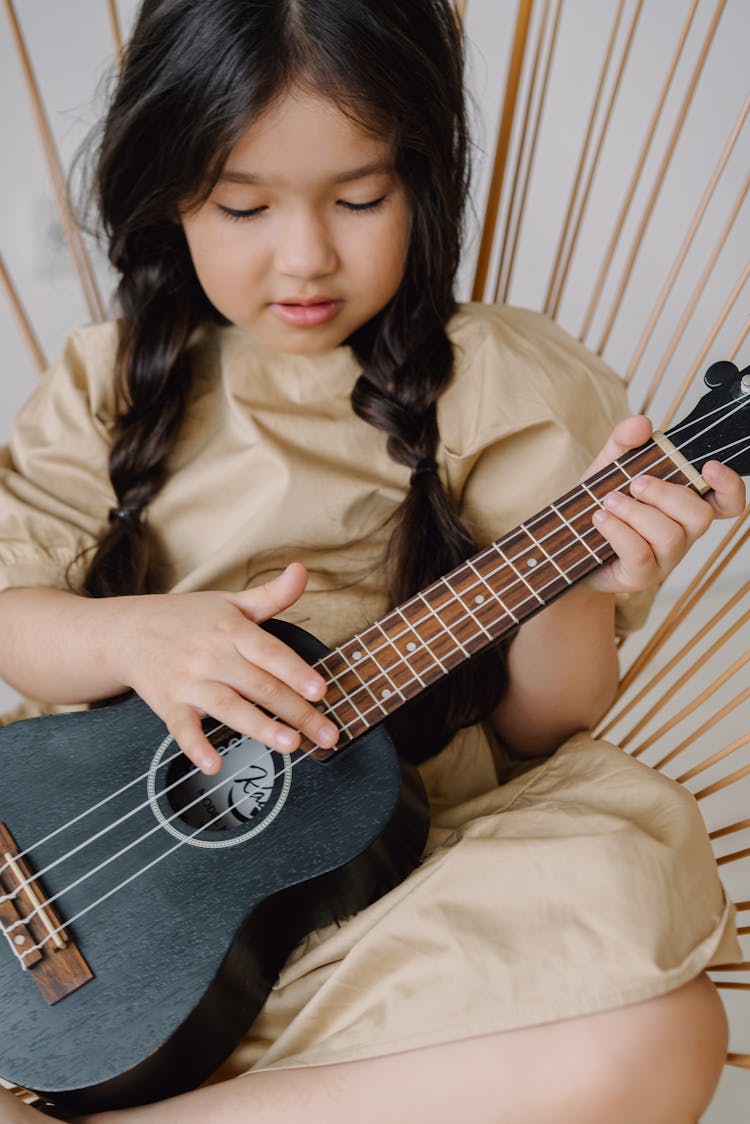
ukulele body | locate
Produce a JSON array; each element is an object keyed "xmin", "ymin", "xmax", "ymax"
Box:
[{"xmin": 0, "ymin": 621, "xmax": 429, "ymax": 1112}]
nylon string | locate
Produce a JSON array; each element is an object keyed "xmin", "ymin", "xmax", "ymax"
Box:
[{"xmin": 2, "ymin": 396, "xmax": 748, "ymax": 953}]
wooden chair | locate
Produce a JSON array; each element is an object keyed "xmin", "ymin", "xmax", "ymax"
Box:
[
  {"xmin": 456, "ymin": 0, "xmax": 749, "ymax": 1103},
  {"xmin": 1, "ymin": 0, "xmax": 747, "ymax": 1114}
]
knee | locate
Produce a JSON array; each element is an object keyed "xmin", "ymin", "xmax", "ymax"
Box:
[{"xmin": 586, "ymin": 973, "xmax": 728, "ymax": 1123}]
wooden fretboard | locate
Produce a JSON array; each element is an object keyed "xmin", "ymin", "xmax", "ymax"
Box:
[{"xmin": 307, "ymin": 432, "xmax": 704, "ymax": 755}]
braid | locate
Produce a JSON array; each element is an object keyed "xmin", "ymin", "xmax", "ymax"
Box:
[
  {"xmin": 80, "ymin": 228, "xmax": 207, "ymax": 598},
  {"xmin": 351, "ymin": 296, "xmax": 510, "ymax": 764}
]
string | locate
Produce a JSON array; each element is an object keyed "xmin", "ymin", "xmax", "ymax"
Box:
[
  {"xmin": 4, "ymin": 416, "xmax": 749, "ymax": 927},
  {"xmin": 2, "ymin": 397, "xmax": 748, "ymax": 927},
  {"xmin": 8, "ymin": 434, "xmax": 750, "ymax": 950},
  {"xmin": 0, "ymin": 722, "xmax": 245, "ymax": 896},
  {"xmin": 6, "ymin": 391, "xmax": 745, "ymax": 879},
  {"xmin": 3, "ymin": 403, "xmax": 749, "ymax": 902},
  {"xmin": 12, "ymin": 741, "xmax": 328, "ymax": 961},
  {"xmin": 0, "ymin": 717, "xmax": 231, "ymax": 880},
  {"xmin": 6, "ymin": 737, "xmax": 295, "ymax": 956}
]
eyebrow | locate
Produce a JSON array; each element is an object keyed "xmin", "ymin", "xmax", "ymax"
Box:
[{"xmin": 218, "ymin": 160, "xmax": 393, "ymax": 186}]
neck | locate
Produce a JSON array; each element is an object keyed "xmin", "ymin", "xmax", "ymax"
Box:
[{"xmin": 303, "ymin": 429, "xmax": 705, "ymax": 756}]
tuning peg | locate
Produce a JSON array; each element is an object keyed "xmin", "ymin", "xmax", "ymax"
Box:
[{"xmin": 703, "ymin": 360, "xmax": 738, "ymax": 388}]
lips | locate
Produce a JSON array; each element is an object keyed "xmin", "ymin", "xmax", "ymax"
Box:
[{"xmin": 269, "ymin": 298, "xmax": 342, "ymax": 327}]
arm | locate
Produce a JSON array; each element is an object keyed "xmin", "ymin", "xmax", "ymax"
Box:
[
  {"xmin": 491, "ymin": 416, "xmax": 746, "ymax": 758},
  {"xmin": 0, "ymin": 565, "xmax": 339, "ymax": 774},
  {"xmin": 491, "ymin": 586, "xmax": 619, "ymax": 758}
]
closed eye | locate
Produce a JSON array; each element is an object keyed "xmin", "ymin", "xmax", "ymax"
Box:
[
  {"xmin": 218, "ymin": 204, "xmax": 267, "ymax": 221},
  {"xmin": 338, "ymin": 195, "xmax": 387, "ymax": 212}
]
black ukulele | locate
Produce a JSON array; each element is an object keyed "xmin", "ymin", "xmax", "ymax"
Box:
[{"xmin": 1, "ymin": 360, "xmax": 748, "ymax": 1113}]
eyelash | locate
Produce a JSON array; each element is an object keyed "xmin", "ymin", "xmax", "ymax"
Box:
[{"xmin": 217, "ymin": 196, "xmax": 388, "ymax": 222}]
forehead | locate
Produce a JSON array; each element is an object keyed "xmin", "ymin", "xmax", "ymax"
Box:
[{"xmin": 220, "ymin": 89, "xmax": 393, "ymax": 187}]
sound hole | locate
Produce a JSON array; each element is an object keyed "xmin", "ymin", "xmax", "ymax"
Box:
[{"xmin": 164, "ymin": 734, "xmax": 278, "ymax": 832}]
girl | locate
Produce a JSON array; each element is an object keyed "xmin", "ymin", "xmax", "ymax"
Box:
[{"xmin": 0, "ymin": 1, "xmax": 745, "ymax": 1121}]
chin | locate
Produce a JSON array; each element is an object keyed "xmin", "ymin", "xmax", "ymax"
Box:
[{"xmin": 261, "ymin": 325, "xmax": 353, "ymax": 355}]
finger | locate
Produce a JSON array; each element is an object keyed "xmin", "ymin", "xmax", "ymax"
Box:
[
  {"xmin": 165, "ymin": 705, "xmax": 225, "ymax": 775},
  {"xmin": 233, "ymin": 624, "xmax": 328, "ymax": 702},
  {"xmin": 598, "ymin": 492, "xmax": 692, "ymax": 575},
  {"xmin": 192, "ymin": 682, "xmax": 338, "ymax": 758},
  {"xmin": 626, "ymin": 475, "xmax": 714, "ymax": 544},
  {"xmin": 228, "ymin": 562, "xmax": 309, "ymax": 625},
  {"xmin": 581, "ymin": 416, "xmax": 653, "ymax": 481},
  {"xmin": 211, "ymin": 660, "xmax": 339, "ymax": 750},
  {"xmin": 591, "ymin": 506, "xmax": 661, "ymax": 590},
  {"xmin": 700, "ymin": 460, "xmax": 747, "ymax": 518}
]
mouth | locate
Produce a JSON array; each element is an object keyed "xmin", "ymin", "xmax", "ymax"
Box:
[{"xmin": 269, "ymin": 298, "xmax": 343, "ymax": 328}]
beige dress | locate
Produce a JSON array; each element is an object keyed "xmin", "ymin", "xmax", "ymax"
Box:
[{"xmin": 0, "ymin": 303, "xmax": 739, "ymax": 1086}]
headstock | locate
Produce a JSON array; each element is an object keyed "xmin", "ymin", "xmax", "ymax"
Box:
[{"xmin": 663, "ymin": 361, "xmax": 750, "ymax": 478}]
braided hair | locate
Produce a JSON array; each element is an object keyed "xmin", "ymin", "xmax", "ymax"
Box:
[{"xmin": 82, "ymin": 0, "xmax": 509, "ymax": 760}]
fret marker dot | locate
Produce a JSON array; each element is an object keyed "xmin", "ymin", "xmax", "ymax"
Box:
[
  {"xmin": 527, "ymin": 558, "xmax": 538, "ymax": 567},
  {"xmin": 381, "ymin": 688, "xmax": 391, "ymax": 699},
  {"xmin": 474, "ymin": 594, "xmax": 485, "ymax": 604},
  {"xmin": 406, "ymin": 641, "xmax": 417, "ymax": 651},
  {"xmin": 352, "ymin": 650, "xmax": 362, "ymax": 661},
  {"xmin": 14, "ymin": 935, "xmax": 25, "ymax": 945}
]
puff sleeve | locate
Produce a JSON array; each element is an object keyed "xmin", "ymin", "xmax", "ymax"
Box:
[
  {"xmin": 0, "ymin": 323, "xmax": 119, "ymax": 594},
  {"xmin": 439, "ymin": 304, "xmax": 654, "ymax": 637}
]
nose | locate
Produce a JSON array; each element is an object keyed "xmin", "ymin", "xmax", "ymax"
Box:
[{"xmin": 274, "ymin": 206, "xmax": 338, "ymax": 281}]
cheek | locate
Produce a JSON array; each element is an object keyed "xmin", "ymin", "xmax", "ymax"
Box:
[
  {"xmin": 359, "ymin": 209, "xmax": 411, "ymax": 295},
  {"xmin": 183, "ymin": 221, "xmax": 264, "ymax": 309}
]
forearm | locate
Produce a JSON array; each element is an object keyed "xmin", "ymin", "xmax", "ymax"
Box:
[
  {"xmin": 491, "ymin": 586, "xmax": 620, "ymax": 758},
  {"xmin": 0, "ymin": 587, "xmax": 130, "ymax": 704}
]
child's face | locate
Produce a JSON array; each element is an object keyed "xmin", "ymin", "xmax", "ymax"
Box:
[{"xmin": 181, "ymin": 89, "xmax": 412, "ymax": 354}]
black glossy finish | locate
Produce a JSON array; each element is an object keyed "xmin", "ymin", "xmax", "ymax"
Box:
[{"xmin": 0, "ymin": 621, "xmax": 428, "ymax": 1112}]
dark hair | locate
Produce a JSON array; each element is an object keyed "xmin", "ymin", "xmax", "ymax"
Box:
[{"xmin": 82, "ymin": 0, "xmax": 508, "ymax": 761}]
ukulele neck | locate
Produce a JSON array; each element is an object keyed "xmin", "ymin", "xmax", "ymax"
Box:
[{"xmin": 310, "ymin": 431, "xmax": 704, "ymax": 753}]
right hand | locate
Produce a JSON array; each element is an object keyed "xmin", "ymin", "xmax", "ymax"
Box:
[{"xmin": 108, "ymin": 563, "xmax": 338, "ymax": 774}]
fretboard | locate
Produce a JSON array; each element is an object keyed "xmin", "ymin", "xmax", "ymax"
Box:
[{"xmin": 306, "ymin": 431, "xmax": 706, "ymax": 757}]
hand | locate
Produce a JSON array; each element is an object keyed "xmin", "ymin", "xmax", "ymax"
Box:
[
  {"xmin": 108, "ymin": 563, "xmax": 339, "ymax": 774},
  {"xmin": 582, "ymin": 416, "xmax": 746, "ymax": 596}
]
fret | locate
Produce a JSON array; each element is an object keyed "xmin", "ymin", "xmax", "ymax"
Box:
[
  {"xmin": 352, "ymin": 628, "xmax": 407, "ymax": 706},
  {"xmin": 549, "ymin": 499, "xmax": 604, "ymax": 564},
  {"xmin": 579, "ymin": 479, "xmax": 604, "ymax": 512},
  {"xmin": 464, "ymin": 557, "xmax": 520, "ymax": 624},
  {"xmin": 406, "ymin": 598, "xmax": 464, "ymax": 670},
  {"xmin": 392, "ymin": 605, "xmax": 450, "ymax": 678},
  {"xmin": 612, "ymin": 455, "xmax": 634, "ymax": 482},
  {"xmin": 491, "ymin": 541, "xmax": 546, "ymax": 607},
  {"xmin": 309, "ymin": 434, "xmax": 694, "ymax": 752},
  {"xmin": 621, "ymin": 444, "xmax": 666, "ymax": 479},
  {"xmin": 318, "ymin": 649, "xmax": 374, "ymax": 728},
  {"xmin": 519, "ymin": 521, "xmax": 572, "ymax": 585},
  {"xmin": 373, "ymin": 620, "xmax": 428, "ymax": 690},
  {"xmin": 416, "ymin": 588, "xmax": 470, "ymax": 656},
  {"xmin": 339, "ymin": 640, "xmax": 397, "ymax": 714},
  {"xmin": 530, "ymin": 499, "xmax": 609, "ymax": 583},
  {"xmin": 419, "ymin": 579, "xmax": 490, "ymax": 655},
  {"xmin": 439, "ymin": 577, "xmax": 495, "ymax": 644}
]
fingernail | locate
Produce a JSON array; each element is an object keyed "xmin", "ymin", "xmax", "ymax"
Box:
[
  {"xmin": 303, "ymin": 677, "xmax": 325, "ymax": 700},
  {"xmin": 317, "ymin": 723, "xmax": 339, "ymax": 748},
  {"xmin": 199, "ymin": 752, "xmax": 221, "ymax": 775},
  {"xmin": 276, "ymin": 728, "xmax": 298, "ymax": 750},
  {"xmin": 630, "ymin": 477, "xmax": 647, "ymax": 496},
  {"xmin": 602, "ymin": 491, "xmax": 622, "ymax": 509},
  {"xmin": 593, "ymin": 509, "xmax": 608, "ymax": 525}
]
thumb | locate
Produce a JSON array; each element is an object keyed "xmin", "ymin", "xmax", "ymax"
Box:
[
  {"xmin": 581, "ymin": 415, "xmax": 653, "ymax": 482},
  {"xmin": 228, "ymin": 562, "xmax": 309, "ymax": 623}
]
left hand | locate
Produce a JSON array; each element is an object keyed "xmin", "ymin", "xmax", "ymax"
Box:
[{"xmin": 582, "ymin": 416, "xmax": 747, "ymax": 595}]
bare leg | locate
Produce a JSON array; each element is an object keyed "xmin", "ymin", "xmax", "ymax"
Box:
[{"xmin": 2, "ymin": 974, "xmax": 727, "ymax": 1124}]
